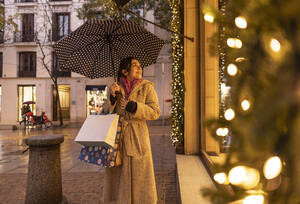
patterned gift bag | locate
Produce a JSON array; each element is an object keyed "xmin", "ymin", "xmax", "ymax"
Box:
[{"xmin": 78, "ymin": 117, "xmax": 123, "ymax": 167}]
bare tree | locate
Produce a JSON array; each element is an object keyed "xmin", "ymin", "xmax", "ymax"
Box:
[{"xmin": 34, "ymin": 1, "xmax": 69, "ymax": 126}]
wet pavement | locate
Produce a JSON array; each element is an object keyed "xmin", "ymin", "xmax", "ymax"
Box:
[{"xmin": 0, "ymin": 125, "xmax": 178, "ymax": 204}]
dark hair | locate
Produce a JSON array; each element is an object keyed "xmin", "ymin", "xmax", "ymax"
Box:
[{"xmin": 117, "ymin": 57, "xmax": 135, "ymax": 81}]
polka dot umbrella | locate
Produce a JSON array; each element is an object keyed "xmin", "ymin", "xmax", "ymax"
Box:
[{"xmin": 53, "ymin": 19, "xmax": 165, "ymax": 80}]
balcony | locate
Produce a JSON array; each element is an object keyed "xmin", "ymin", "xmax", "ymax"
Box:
[
  {"xmin": 50, "ymin": 29, "xmax": 70, "ymax": 42},
  {"xmin": 52, "ymin": 69, "xmax": 71, "ymax": 77},
  {"xmin": 15, "ymin": 0, "xmax": 36, "ymax": 2},
  {"xmin": 19, "ymin": 69, "xmax": 36, "ymax": 77},
  {"xmin": 14, "ymin": 32, "xmax": 35, "ymax": 43}
]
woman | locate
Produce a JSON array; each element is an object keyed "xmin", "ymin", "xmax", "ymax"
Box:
[{"xmin": 103, "ymin": 57, "xmax": 160, "ymax": 204}]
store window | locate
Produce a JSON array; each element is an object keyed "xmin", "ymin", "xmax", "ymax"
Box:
[
  {"xmin": 18, "ymin": 85, "xmax": 36, "ymax": 121},
  {"xmin": 53, "ymin": 85, "xmax": 70, "ymax": 121},
  {"xmin": 86, "ymin": 85, "xmax": 107, "ymax": 116}
]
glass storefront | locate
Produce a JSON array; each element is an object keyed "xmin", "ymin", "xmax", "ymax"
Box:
[
  {"xmin": 86, "ymin": 85, "xmax": 107, "ymax": 116},
  {"xmin": 18, "ymin": 85, "xmax": 36, "ymax": 121},
  {"xmin": 53, "ymin": 85, "xmax": 70, "ymax": 121}
]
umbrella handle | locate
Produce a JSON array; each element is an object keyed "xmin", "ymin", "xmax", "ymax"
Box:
[{"xmin": 115, "ymin": 91, "xmax": 123, "ymax": 100}]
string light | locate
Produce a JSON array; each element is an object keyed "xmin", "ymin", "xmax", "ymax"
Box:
[
  {"xmin": 214, "ymin": 172, "xmax": 227, "ymax": 184},
  {"xmin": 227, "ymin": 38, "xmax": 235, "ymax": 47},
  {"xmin": 235, "ymin": 39, "xmax": 243, "ymax": 48},
  {"xmin": 243, "ymin": 195, "xmax": 264, "ymax": 204},
  {"xmin": 241, "ymin": 99, "xmax": 250, "ymax": 111},
  {"xmin": 270, "ymin": 38, "xmax": 281, "ymax": 52},
  {"xmin": 216, "ymin": 127, "xmax": 229, "ymax": 136},
  {"xmin": 235, "ymin": 57, "xmax": 246, "ymax": 62},
  {"xmin": 224, "ymin": 108, "xmax": 235, "ymax": 120},
  {"xmin": 227, "ymin": 38, "xmax": 243, "ymax": 48},
  {"xmin": 235, "ymin": 16, "xmax": 247, "ymax": 29},
  {"xmin": 242, "ymin": 168, "xmax": 260, "ymax": 189},
  {"xmin": 169, "ymin": 0, "xmax": 184, "ymax": 146},
  {"xmin": 227, "ymin": 64, "xmax": 238, "ymax": 76},
  {"xmin": 204, "ymin": 13, "xmax": 214, "ymax": 23},
  {"xmin": 229, "ymin": 166, "xmax": 260, "ymax": 189},
  {"xmin": 263, "ymin": 156, "xmax": 282, "ymax": 179},
  {"xmin": 229, "ymin": 166, "xmax": 247, "ymax": 185}
]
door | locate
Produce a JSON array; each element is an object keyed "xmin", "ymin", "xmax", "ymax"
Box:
[
  {"xmin": 18, "ymin": 85, "xmax": 36, "ymax": 121},
  {"xmin": 53, "ymin": 85, "xmax": 70, "ymax": 121},
  {"xmin": 22, "ymin": 14, "xmax": 34, "ymax": 42}
]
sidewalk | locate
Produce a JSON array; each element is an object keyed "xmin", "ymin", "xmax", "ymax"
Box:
[{"xmin": 0, "ymin": 125, "xmax": 178, "ymax": 204}]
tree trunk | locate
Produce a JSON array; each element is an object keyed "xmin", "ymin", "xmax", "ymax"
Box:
[{"xmin": 54, "ymin": 79, "xmax": 63, "ymax": 126}]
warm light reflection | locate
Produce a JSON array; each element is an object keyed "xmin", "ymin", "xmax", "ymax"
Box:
[
  {"xmin": 235, "ymin": 16, "xmax": 248, "ymax": 29},
  {"xmin": 263, "ymin": 156, "xmax": 282, "ymax": 179}
]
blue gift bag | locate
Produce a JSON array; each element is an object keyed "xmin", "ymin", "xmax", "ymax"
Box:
[{"xmin": 78, "ymin": 118, "xmax": 122, "ymax": 167}]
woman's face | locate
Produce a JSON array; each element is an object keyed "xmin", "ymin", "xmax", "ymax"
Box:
[{"xmin": 126, "ymin": 59, "xmax": 143, "ymax": 81}]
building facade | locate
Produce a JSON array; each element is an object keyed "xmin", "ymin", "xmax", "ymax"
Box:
[
  {"xmin": 183, "ymin": 0, "xmax": 220, "ymax": 155},
  {"xmin": 0, "ymin": 0, "xmax": 172, "ymax": 125}
]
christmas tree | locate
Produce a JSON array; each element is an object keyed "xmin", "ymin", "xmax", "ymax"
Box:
[{"xmin": 203, "ymin": 0, "xmax": 300, "ymax": 203}]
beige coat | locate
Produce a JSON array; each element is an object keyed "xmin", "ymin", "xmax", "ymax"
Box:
[{"xmin": 103, "ymin": 79, "xmax": 160, "ymax": 204}]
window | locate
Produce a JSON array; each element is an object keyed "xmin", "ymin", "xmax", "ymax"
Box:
[
  {"xmin": 0, "ymin": 30, "xmax": 4, "ymax": 43},
  {"xmin": 52, "ymin": 13, "xmax": 70, "ymax": 41},
  {"xmin": 86, "ymin": 86, "xmax": 107, "ymax": 116},
  {"xmin": 19, "ymin": 52, "xmax": 36, "ymax": 77},
  {"xmin": 22, "ymin": 14, "xmax": 34, "ymax": 42},
  {"xmin": 0, "ymin": 53, "xmax": 2, "ymax": 77},
  {"xmin": 18, "ymin": 85, "xmax": 36, "ymax": 122},
  {"xmin": 52, "ymin": 52, "xmax": 71, "ymax": 77},
  {"xmin": 53, "ymin": 85, "xmax": 70, "ymax": 121}
]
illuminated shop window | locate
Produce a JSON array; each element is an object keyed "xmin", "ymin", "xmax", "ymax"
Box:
[{"xmin": 86, "ymin": 85, "xmax": 107, "ymax": 116}]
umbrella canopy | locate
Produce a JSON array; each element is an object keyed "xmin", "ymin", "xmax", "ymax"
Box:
[
  {"xmin": 23, "ymin": 101, "xmax": 35, "ymax": 105},
  {"xmin": 114, "ymin": 0, "xmax": 131, "ymax": 7},
  {"xmin": 53, "ymin": 19, "xmax": 164, "ymax": 79}
]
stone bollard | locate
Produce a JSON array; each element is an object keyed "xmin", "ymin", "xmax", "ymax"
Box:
[{"xmin": 25, "ymin": 134, "xmax": 68, "ymax": 204}]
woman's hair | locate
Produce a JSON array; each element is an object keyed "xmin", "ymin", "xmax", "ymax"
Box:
[{"xmin": 117, "ymin": 57, "xmax": 135, "ymax": 81}]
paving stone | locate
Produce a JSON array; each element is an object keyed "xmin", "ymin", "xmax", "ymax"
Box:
[{"xmin": 0, "ymin": 125, "xmax": 178, "ymax": 204}]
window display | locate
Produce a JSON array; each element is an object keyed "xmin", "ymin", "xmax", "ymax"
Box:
[
  {"xmin": 86, "ymin": 85, "xmax": 107, "ymax": 116},
  {"xmin": 18, "ymin": 85, "xmax": 36, "ymax": 121}
]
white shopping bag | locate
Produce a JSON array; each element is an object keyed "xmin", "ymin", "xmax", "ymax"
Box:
[{"xmin": 75, "ymin": 114, "xmax": 120, "ymax": 147}]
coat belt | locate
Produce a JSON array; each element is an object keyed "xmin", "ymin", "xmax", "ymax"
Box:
[{"xmin": 121, "ymin": 120, "xmax": 144, "ymax": 158}]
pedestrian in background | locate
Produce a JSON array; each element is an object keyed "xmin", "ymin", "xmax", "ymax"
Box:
[{"xmin": 102, "ymin": 57, "xmax": 160, "ymax": 204}]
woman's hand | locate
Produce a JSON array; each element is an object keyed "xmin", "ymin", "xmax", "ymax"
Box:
[
  {"xmin": 120, "ymin": 97, "xmax": 128, "ymax": 110},
  {"xmin": 110, "ymin": 82, "xmax": 120, "ymax": 97}
]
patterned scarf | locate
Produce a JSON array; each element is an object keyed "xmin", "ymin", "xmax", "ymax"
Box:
[{"xmin": 119, "ymin": 76, "xmax": 142, "ymax": 99}]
